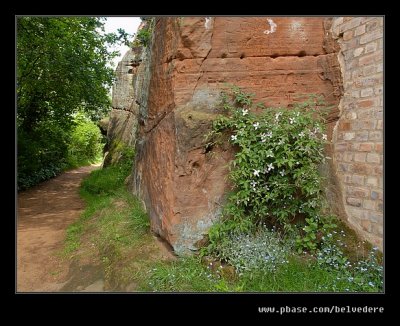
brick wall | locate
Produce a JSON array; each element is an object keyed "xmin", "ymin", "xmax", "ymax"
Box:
[{"xmin": 331, "ymin": 17, "xmax": 383, "ymax": 249}]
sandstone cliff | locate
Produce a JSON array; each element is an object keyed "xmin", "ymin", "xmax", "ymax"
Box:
[{"xmin": 107, "ymin": 17, "xmax": 383, "ymax": 254}]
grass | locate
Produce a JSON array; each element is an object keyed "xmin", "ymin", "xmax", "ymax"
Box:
[
  {"xmin": 63, "ymin": 156, "xmax": 383, "ymax": 292},
  {"xmin": 63, "ymin": 159, "xmax": 172, "ymax": 290},
  {"xmin": 139, "ymin": 254, "xmax": 381, "ymax": 292}
]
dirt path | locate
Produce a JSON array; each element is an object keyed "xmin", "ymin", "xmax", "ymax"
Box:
[{"xmin": 17, "ymin": 165, "xmax": 99, "ymax": 292}]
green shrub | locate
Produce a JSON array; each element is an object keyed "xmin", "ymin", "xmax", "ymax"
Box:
[
  {"xmin": 67, "ymin": 112, "xmax": 103, "ymax": 167},
  {"xmin": 17, "ymin": 120, "xmax": 69, "ymax": 190},
  {"xmin": 207, "ymin": 86, "xmax": 333, "ymax": 253},
  {"xmin": 18, "ymin": 112, "xmax": 105, "ymax": 190},
  {"xmin": 133, "ymin": 18, "xmax": 154, "ymax": 47}
]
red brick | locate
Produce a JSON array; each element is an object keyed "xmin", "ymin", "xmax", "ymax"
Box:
[
  {"xmin": 343, "ymin": 30, "xmax": 353, "ymax": 41},
  {"xmin": 359, "ymin": 54, "xmax": 376, "ymax": 66},
  {"xmin": 342, "ymin": 174, "xmax": 352, "ymax": 183},
  {"xmin": 363, "ymin": 65, "xmax": 376, "ymax": 76},
  {"xmin": 369, "ymin": 131, "xmax": 382, "ymax": 141},
  {"xmin": 375, "ymin": 110, "xmax": 383, "ymax": 120},
  {"xmin": 342, "ymin": 38, "xmax": 358, "ymax": 50},
  {"xmin": 359, "ymin": 143, "xmax": 373, "ymax": 151},
  {"xmin": 347, "ymin": 197, "xmax": 362, "ymax": 207},
  {"xmin": 338, "ymin": 163, "xmax": 352, "ymax": 172},
  {"xmin": 345, "ymin": 111, "xmax": 357, "ymax": 120},
  {"xmin": 352, "ymin": 174, "xmax": 365, "ymax": 185},
  {"xmin": 335, "ymin": 152, "xmax": 343, "ymax": 161},
  {"xmin": 339, "ymin": 121, "xmax": 351, "ymax": 131},
  {"xmin": 357, "ymin": 109, "xmax": 374, "ymax": 120},
  {"xmin": 353, "ymin": 48, "xmax": 364, "ymax": 57},
  {"xmin": 375, "ymin": 143, "xmax": 383, "ymax": 153},
  {"xmin": 360, "ymin": 29, "xmax": 383, "ymax": 44},
  {"xmin": 355, "ymin": 24, "xmax": 366, "ymax": 36},
  {"xmin": 347, "ymin": 206, "xmax": 367, "ymax": 219},
  {"xmin": 354, "ymin": 76, "xmax": 381, "ymax": 88},
  {"xmin": 363, "ymin": 199, "xmax": 375, "ymax": 210},
  {"xmin": 374, "ymin": 85, "xmax": 383, "ymax": 95},
  {"xmin": 369, "ymin": 212, "xmax": 383, "ymax": 223},
  {"xmin": 354, "ymin": 152, "xmax": 366, "ymax": 162},
  {"xmin": 340, "ymin": 17, "xmax": 362, "ymax": 32},
  {"xmin": 356, "ymin": 130, "xmax": 368, "ymax": 141},
  {"xmin": 367, "ymin": 153, "xmax": 380, "ymax": 163},
  {"xmin": 346, "ymin": 186, "xmax": 368, "ymax": 198},
  {"xmin": 360, "ymin": 88, "xmax": 373, "ymax": 97},
  {"xmin": 374, "ymin": 165, "xmax": 383, "ymax": 175},
  {"xmin": 335, "ymin": 143, "xmax": 349, "ymax": 151},
  {"xmin": 365, "ymin": 41, "xmax": 377, "ymax": 53},
  {"xmin": 343, "ymin": 132, "xmax": 355, "ymax": 140},
  {"xmin": 353, "ymin": 120, "xmax": 376, "ymax": 130},
  {"xmin": 366, "ymin": 19, "xmax": 380, "ymax": 32},
  {"xmin": 343, "ymin": 152, "xmax": 353, "ymax": 162},
  {"xmin": 333, "ymin": 17, "xmax": 344, "ymax": 27},
  {"xmin": 366, "ymin": 177, "xmax": 378, "ymax": 187},
  {"xmin": 352, "ymin": 163, "xmax": 373, "ymax": 174}
]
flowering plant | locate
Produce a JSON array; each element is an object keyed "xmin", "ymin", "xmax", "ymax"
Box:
[{"xmin": 208, "ymin": 86, "xmax": 331, "ymax": 252}]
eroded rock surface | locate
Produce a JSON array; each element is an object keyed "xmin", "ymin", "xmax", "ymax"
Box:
[{"xmin": 130, "ymin": 17, "xmax": 343, "ymax": 254}]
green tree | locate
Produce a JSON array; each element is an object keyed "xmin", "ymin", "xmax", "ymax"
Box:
[{"xmin": 17, "ymin": 17, "xmax": 130, "ymax": 189}]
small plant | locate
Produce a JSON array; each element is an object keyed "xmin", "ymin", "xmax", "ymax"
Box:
[
  {"xmin": 296, "ymin": 215, "xmax": 337, "ymax": 253},
  {"xmin": 132, "ymin": 18, "xmax": 154, "ymax": 47},
  {"xmin": 215, "ymin": 225, "xmax": 291, "ymax": 275},
  {"xmin": 314, "ymin": 230, "xmax": 383, "ymax": 292}
]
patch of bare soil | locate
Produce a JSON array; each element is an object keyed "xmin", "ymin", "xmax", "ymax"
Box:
[
  {"xmin": 17, "ymin": 164, "xmax": 178, "ymax": 292},
  {"xmin": 17, "ymin": 165, "xmax": 99, "ymax": 292}
]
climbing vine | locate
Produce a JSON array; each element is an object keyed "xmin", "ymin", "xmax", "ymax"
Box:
[{"xmin": 207, "ymin": 86, "xmax": 336, "ymax": 253}]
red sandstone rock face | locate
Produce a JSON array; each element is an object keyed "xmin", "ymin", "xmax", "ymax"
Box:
[{"xmin": 133, "ymin": 17, "xmax": 342, "ymax": 254}]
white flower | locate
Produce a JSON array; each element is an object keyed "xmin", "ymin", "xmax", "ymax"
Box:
[
  {"xmin": 275, "ymin": 112, "xmax": 282, "ymax": 121},
  {"xmin": 322, "ymin": 134, "xmax": 327, "ymax": 140},
  {"xmin": 253, "ymin": 122, "xmax": 260, "ymax": 129},
  {"xmin": 279, "ymin": 170, "xmax": 285, "ymax": 176},
  {"xmin": 260, "ymin": 133, "xmax": 267, "ymax": 142},
  {"xmin": 231, "ymin": 134, "xmax": 237, "ymax": 141},
  {"xmin": 253, "ymin": 169, "xmax": 260, "ymax": 177},
  {"xmin": 242, "ymin": 109, "xmax": 248, "ymax": 116},
  {"xmin": 368, "ymin": 281, "xmax": 374, "ymax": 287},
  {"xmin": 250, "ymin": 180, "xmax": 257, "ymax": 189},
  {"xmin": 265, "ymin": 163, "xmax": 274, "ymax": 173},
  {"xmin": 298, "ymin": 131, "xmax": 305, "ymax": 138},
  {"xmin": 266, "ymin": 131, "xmax": 272, "ymax": 138},
  {"xmin": 289, "ymin": 117, "xmax": 296, "ymax": 124}
]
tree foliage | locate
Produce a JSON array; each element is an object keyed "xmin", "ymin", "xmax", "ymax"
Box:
[{"xmin": 17, "ymin": 17, "xmax": 130, "ymax": 189}]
